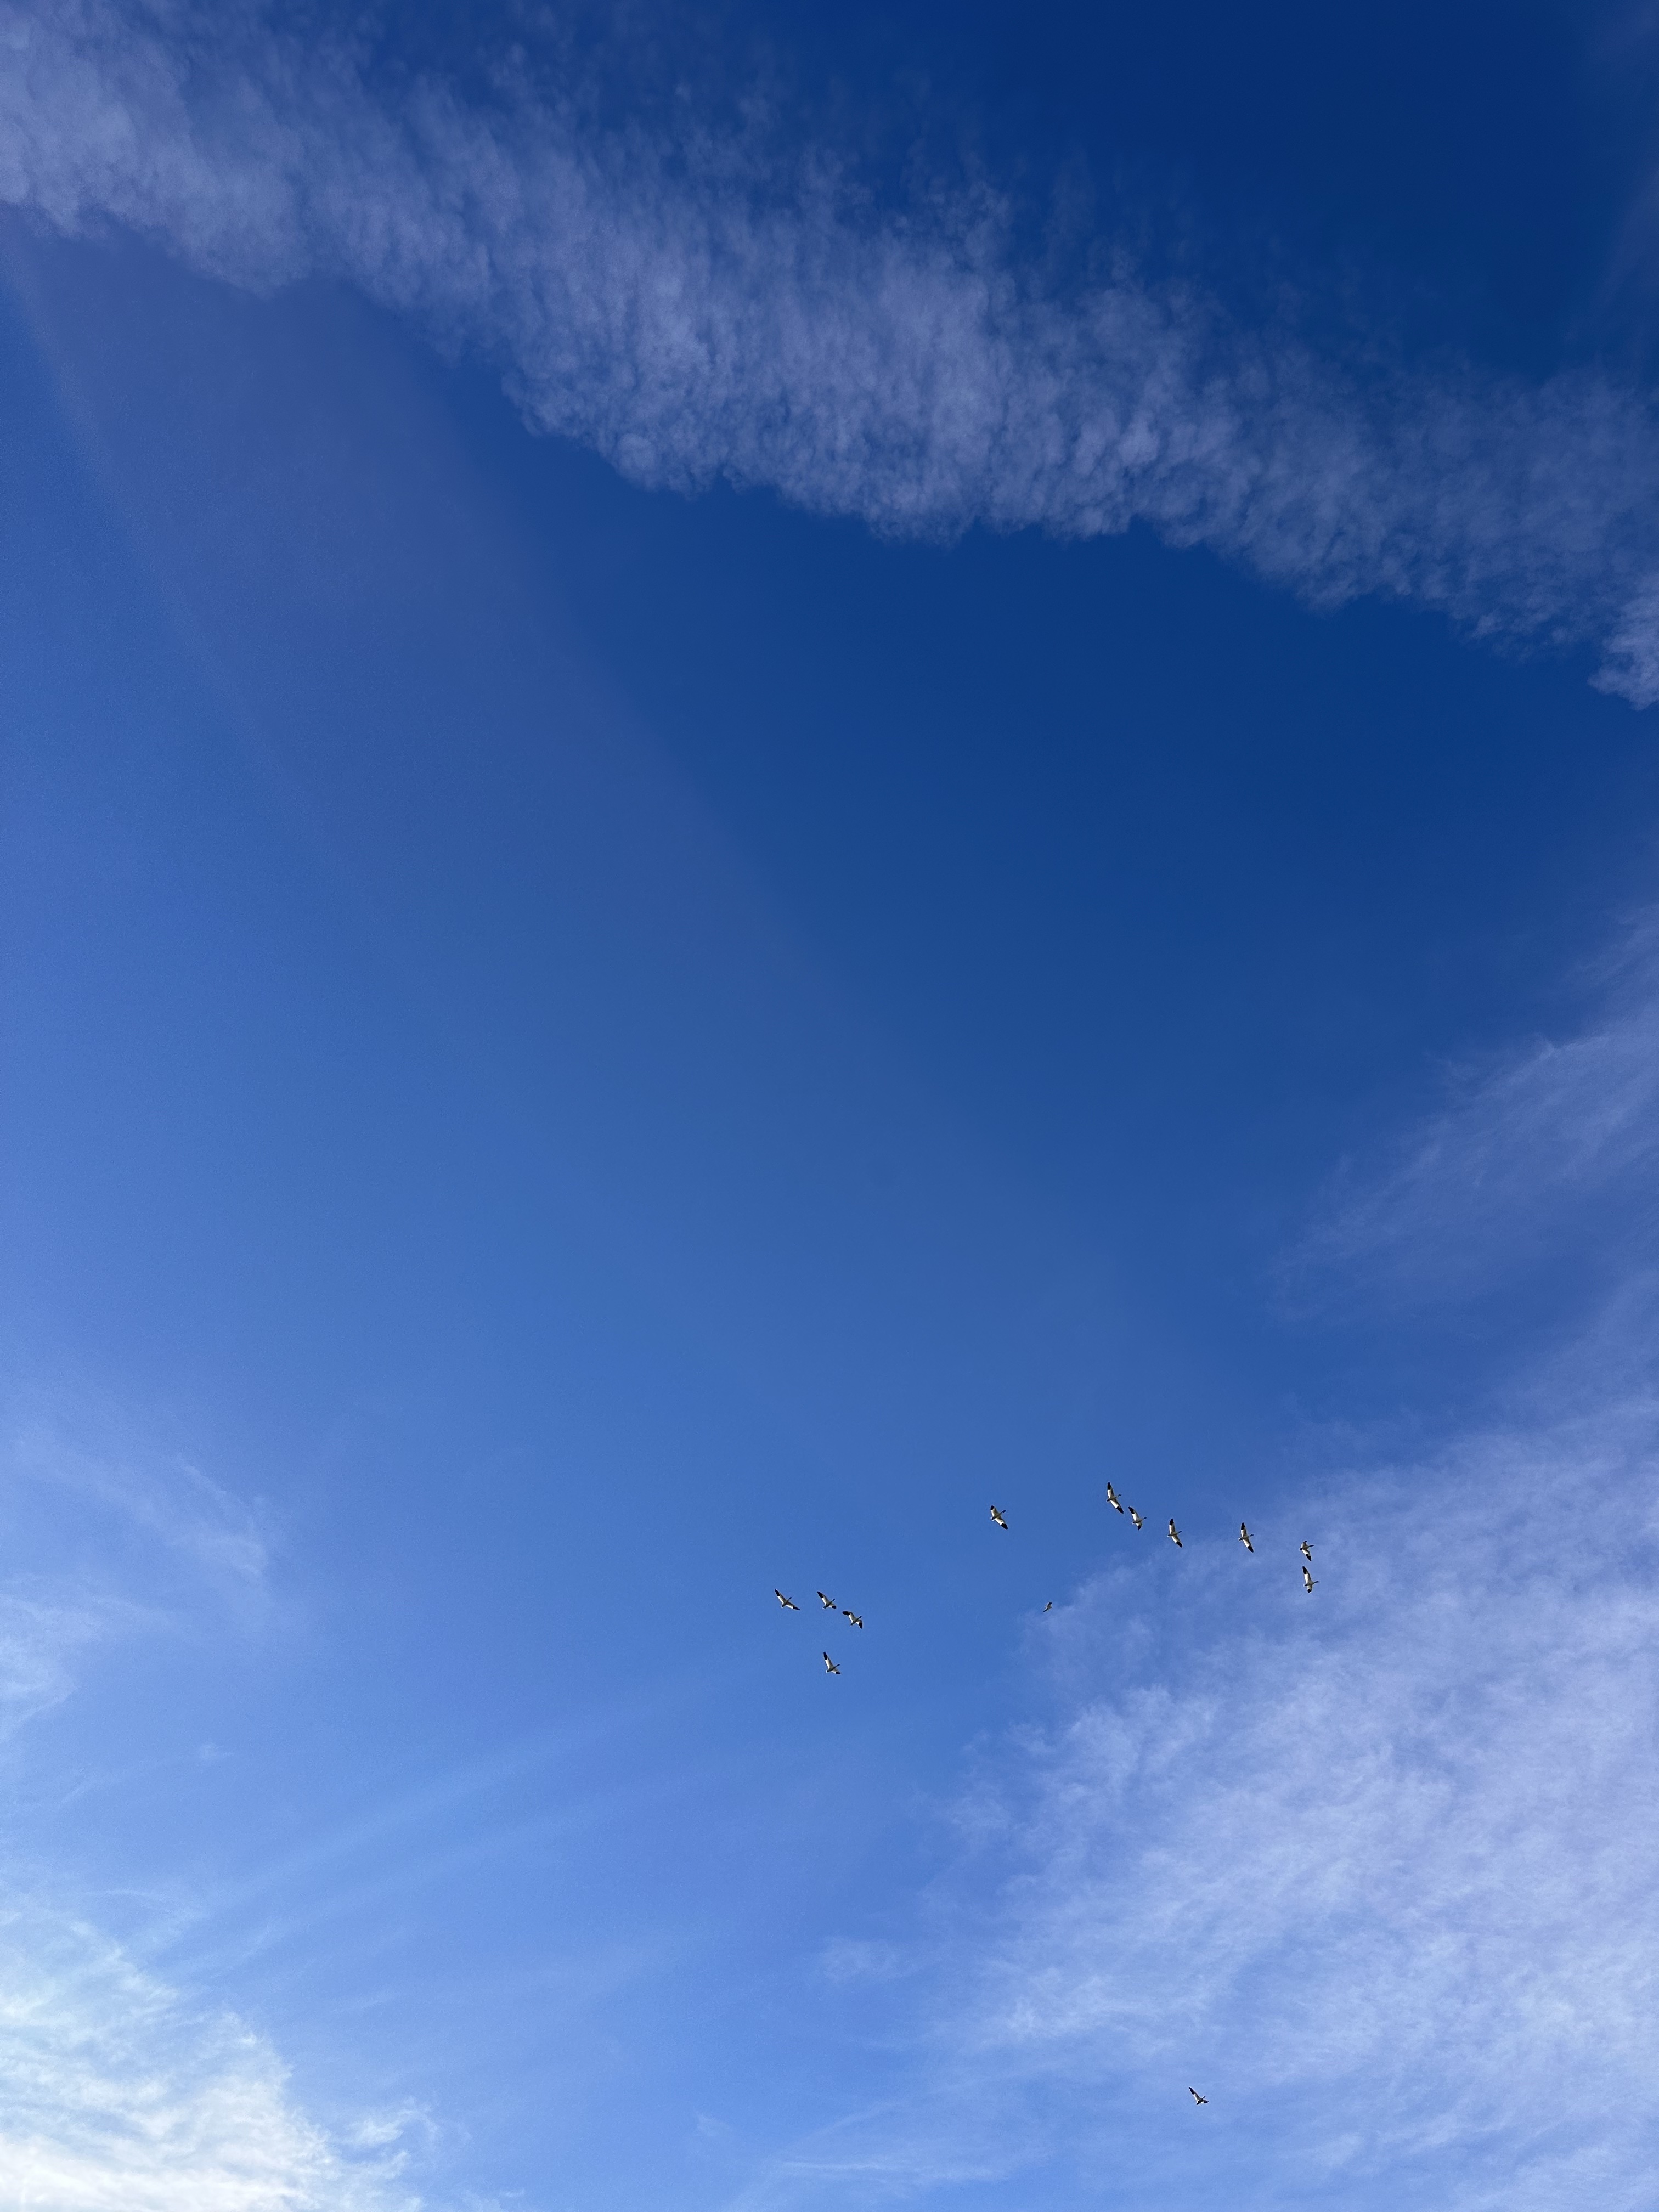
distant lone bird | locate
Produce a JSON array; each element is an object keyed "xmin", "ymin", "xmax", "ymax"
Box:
[
  {"xmin": 817, "ymin": 1591, "xmax": 838, "ymax": 1610},
  {"xmin": 1043, "ymin": 1600, "xmax": 1054, "ymax": 1612},
  {"xmin": 1302, "ymin": 1563, "xmax": 1317, "ymax": 1594},
  {"xmin": 1106, "ymin": 1483, "xmax": 1125, "ymax": 1514},
  {"xmin": 1239, "ymin": 1522, "xmax": 1254, "ymax": 1553},
  {"xmin": 1128, "ymin": 1507, "xmax": 1144, "ymax": 1530},
  {"xmin": 1168, "ymin": 1518, "xmax": 1183, "ymax": 1548},
  {"xmin": 1188, "ymin": 2087, "xmax": 1208, "ymax": 2107},
  {"xmin": 990, "ymin": 1506, "xmax": 1009, "ymax": 1531},
  {"xmin": 1301, "ymin": 1540, "xmax": 1314, "ymax": 1562},
  {"xmin": 823, "ymin": 1651, "xmax": 841, "ymax": 1675},
  {"xmin": 843, "ymin": 1610, "xmax": 864, "ymax": 1628}
]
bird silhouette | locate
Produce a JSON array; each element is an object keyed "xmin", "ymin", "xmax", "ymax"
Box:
[
  {"xmin": 817, "ymin": 1591, "xmax": 838, "ymax": 1610},
  {"xmin": 823, "ymin": 1651, "xmax": 841, "ymax": 1675},
  {"xmin": 1106, "ymin": 1483, "xmax": 1125, "ymax": 1514},
  {"xmin": 1188, "ymin": 2087, "xmax": 1208, "ymax": 2107},
  {"xmin": 775, "ymin": 1589, "xmax": 799, "ymax": 1610},
  {"xmin": 1043, "ymin": 1600, "xmax": 1054, "ymax": 1612},
  {"xmin": 843, "ymin": 1610, "xmax": 864, "ymax": 1628},
  {"xmin": 1239, "ymin": 1522, "xmax": 1254, "ymax": 1553},
  {"xmin": 1128, "ymin": 1506, "xmax": 1144, "ymax": 1530},
  {"xmin": 1302, "ymin": 1563, "xmax": 1318, "ymax": 1594},
  {"xmin": 1301, "ymin": 1540, "xmax": 1314, "ymax": 1562},
  {"xmin": 990, "ymin": 1506, "xmax": 1009, "ymax": 1531},
  {"xmin": 1167, "ymin": 1518, "xmax": 1183, "ymax": 1548}
]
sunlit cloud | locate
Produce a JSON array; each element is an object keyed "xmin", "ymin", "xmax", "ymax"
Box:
[
  {"xmin": 0, "ymin": 1901, "xmax": 421, "ymax": 2211},
  {"xmin": 754, "ymin": 919, "xmax": 1659, "ymax": 2210},
  {"xmin": 4, "ymin": 2, "xmax": 1659, "ymax": 697}
]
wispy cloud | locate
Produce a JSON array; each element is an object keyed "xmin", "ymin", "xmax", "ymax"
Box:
[
  {"xmin": 0, "ymin": 1402, "xmax": 272, "ymax": 1743},
  {"xmin": 921, "ymin": 1413, "xmax": 1659, "ymax": 2208},
  {"xmin": 0, "ymin": 1899, "xmax": 421, "ymax": 2210},
  {"xmin": 0, "ymin": 1412, "xmax": 433, "ymax": 2210},
  {"xmin": 737, "ymin": 917, "xmax": 1659, "ymax": 2210},
  {"xmin": 1296, "ymin": 912, "xmax": 1659, "ymax": 1310},
  {"xmin": 3, "ymin": 2, "xmax": 1659, "ymax": 697},
  {"xmin": 8, "ymin": 1410, "xmax": 270, "ymax": 1596}
]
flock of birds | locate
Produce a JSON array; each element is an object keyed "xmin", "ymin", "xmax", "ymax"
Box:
[
  {"xmin": 770, "ymin": 1584, "xmax": 863, "ymax": 1674},
  {"xmin": 773, "ymin": 1480, "xmax": 1324, "ymax": 2114},
  {"xmin": 774, "ymin": 1490, "xmax": 1320, "ymax": 1668},
  {"xmin": 1097, "ymin": 1482, "xmax": 1318, "ymax": 1593}
]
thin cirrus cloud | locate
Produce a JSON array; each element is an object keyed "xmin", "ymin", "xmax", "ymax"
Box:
[
  {"xmin": 936, "ymin": 1422, "xmax": 1659, "ymax": 2210},
  {"xmin": 0, "ymin": 1902, "xmax": 421, "ymax": 2212},
  {"xmin": 4, "ymin": 2, "xmax": 1659, "ymax": 701},
  {"xmin": 1296, "ymin": 912, "xmax": 1659, "ymax": 1309},
  {"xmin": 0, "ymin": 1408, "xmax": 271, "ymax": 1743},
  {"xmin": 751, "ymin": 936, "xmax": 1659, "ymax": 2212},
  {"xmin": 0, "ymin": 1420, "xmax": 424, "ymax": 2212}
]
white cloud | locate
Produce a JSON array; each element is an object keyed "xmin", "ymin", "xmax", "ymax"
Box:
[
  {"xmin": 0, "ymin": 1405, "xmax": 273, "ymax": 1743},
  {"xmin": 8, "ymin": 1412, "xmax": 270, "ymax": 1597},
  {"xmin": 0, "ymin": 1901, "xmax": 421, "ymax": 2210},
  {"xmin": 0, "ymin": 1417, "xmax": 425, "ymax": 2210},
  {"xmin": 734, "ymin": 916, "xmax": 1659, "ymax": 2210},
  {"xmin": 1296, "ymin": 912, "xmax": 1659, "ymax": 1307},
  {"xmin": 919, "ymin": 1405, "xmax": 1659, "ymax": 2208},
  {"xmin": 765, "ymin": 1436, "xmax": 1659, "ymax": 2211},
  {"xmin": 2, "ymin": 2, "xmax": 1659, "ymax": 696}
]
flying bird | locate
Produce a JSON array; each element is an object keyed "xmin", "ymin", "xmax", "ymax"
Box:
[
  {"xmin": 1239, "ymin": 1522, "xmax": 1254, "ymax": 1553},
  {"xmin": 1128, "ymin": 1506, "xmax": 1144, "ymax": 1529},
  {"xmin": 1167, "ymin": 1518, "xmax": 1183, "ymax": 1548},
  {"xmin": 990, "ymin": 1506, "xmax": 1009, "ymax": 1531},
  {"xmin": 1043, "ymin": 1600, "xmax": 1054, "ymax": 1612},
  {"xmin": 774, "ymin": 1589, "xmax": 799, "ymax": 1611},
  {"xmin": 1106, "ymin": 1483, "xmax": 1125, "ymax": 1514},
  {"xmin": 823, "ymin": 1651, "xmax": 841, "ymax": 1675},
  {"xmin": 817, "ymin": 1591, "xmax": 838, "ymax": 1610},
  {"xmin": 1301, "ymin": 1541, "xmax": 1314, "ymax": 1562},
  {"xmin": 843, "ymin": 1610, "xmax": 864, "ymax": 1628},
  {"xmin": 1302, "ymin": 1564, "xmax": 1318, "ymax": 1594},
  {"xmin": 1188, "ymin": 2087, "xmax": 1208, "ymax": 2107}
]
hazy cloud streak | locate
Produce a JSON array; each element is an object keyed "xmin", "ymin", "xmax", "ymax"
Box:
[
  {"xmin": 3, "ymin": 1, "xmax": 1659, "ymax": 696},
  {"xmin": 0, "ymin": 1417, "xmax": 423, "ymax": 2210},
  {"xmin": 916, "ymin": 1409, "xmax": 1659, "ymax": 2210},
  {"xmin": 1299, "ymin": 914, "xmax": 1659, "ymax": 1306},
  {"xmin": 0, "ymin": 1904, "xmax": 421, "ymax": 2211},
  {"xmin": 768, "ymin": 917, "xmax": 1659, "ymax": 2210}
]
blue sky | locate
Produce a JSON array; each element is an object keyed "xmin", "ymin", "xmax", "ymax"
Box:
[{"xmin": 3, "ymin": 3, "xmax": 1659, "ymax": 2207}]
